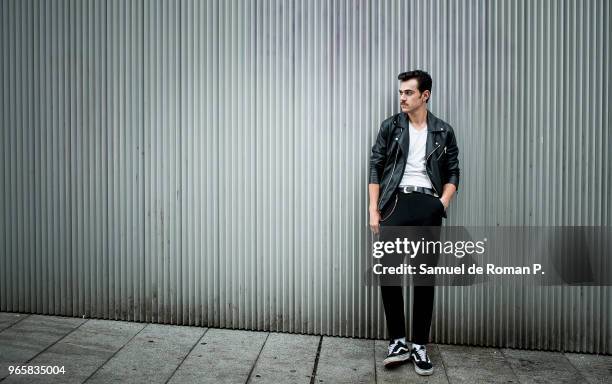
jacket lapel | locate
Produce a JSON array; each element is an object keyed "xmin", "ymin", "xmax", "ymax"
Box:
[
  {"xmin": 425, "ymin": 111, "xmax": 444, "ymax": 161},
  {"xmin": 397, "ymin": 112, "xmax": 411, "ymax": 155},
  {"xmin": 425, "ymin": 111, "xmax": 436, "ymax": 160}
]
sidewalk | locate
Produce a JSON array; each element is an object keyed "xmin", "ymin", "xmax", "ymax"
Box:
[{"xmin": 0, "ymin": 312, "xmax": 610, "ymax": 383}]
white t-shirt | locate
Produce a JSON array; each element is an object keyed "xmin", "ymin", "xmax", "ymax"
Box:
[{"xmin": 398, "ymin": 122, "xmax": 433, "ymax": 188}]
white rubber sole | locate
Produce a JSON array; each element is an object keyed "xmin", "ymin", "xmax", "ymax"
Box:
[
  {"xmin": 383, "ymin": 353, "xmax": 411, "ymax": 368},
  {"xmin": 414, "ymin": 362, "xmax": 434, "ymax": 376}
]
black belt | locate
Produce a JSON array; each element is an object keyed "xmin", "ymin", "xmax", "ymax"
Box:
[{"xmin": 397, "ymin": 185, "xmax": 438, "ymax": 197}]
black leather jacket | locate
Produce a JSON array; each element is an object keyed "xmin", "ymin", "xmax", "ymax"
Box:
[{"xmin": 369, "ymin": 111, "xmax": 460, "ymax": 218}]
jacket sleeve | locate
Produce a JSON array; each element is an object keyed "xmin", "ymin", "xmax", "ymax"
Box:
[
  {"xmin": 443, "ymin": 125, "xmax": 460, "ymax": 190},
  {"xmin": 369, "ymin": 121, "xmax": 389, "ymax": 184}
]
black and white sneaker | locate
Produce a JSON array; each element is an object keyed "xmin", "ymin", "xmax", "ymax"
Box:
[
  {"xmin": 383, "ymin": 339, "xmax": 411, "ymax": 368},
  {"xmin": 410, "ymin": 345, "xmax": 434, "ymax": 375}
]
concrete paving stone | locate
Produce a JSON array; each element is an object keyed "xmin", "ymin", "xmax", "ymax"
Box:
[
  {"xmin": 0, "ymin": 313, "xmax": 29, "ymax": 332},
  {"xmin": 563, "ymin": 353, "xmax": 612, "ymax": 384},
  {"xmin": 375, "ymin": 341, "xmax": 450, "ymax": 384},
  {"xmin": 248, "ymin": 332, "xmax": 320, "ymax": 384},
  {"xmin": 0, "ymin": 314, "xmax": 86, "ymax": 380},
  {"xmin": 2, "ymin": 319, "xmax": 145, "ymax": 384},
  {"xmin": 314, "ymin": 337, "xmax": 375, "ymax": 384},
  {"xmin": 502, "ymin": 348, "xmax": 585, "ymax": 384},
  {"xmin": 1, "ymin": 313, "xmax": 611, "ymax": 384},
  {"xmin": 438, "ymin": 345, "xmax": 519, "ymax": 384},
  {"xmin": 86, "ymin": 323, "xmax": 206, "ymax": 384},
  {"xmin": 167, "ymin": 328, "xmax": 268, "ymax": 384}
]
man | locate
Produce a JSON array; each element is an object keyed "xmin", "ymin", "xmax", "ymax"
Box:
[{"xmin": 368, "ymin": 70, "xmax": 460, "ymax": 376}]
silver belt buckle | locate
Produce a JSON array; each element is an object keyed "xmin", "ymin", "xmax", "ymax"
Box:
[{"xmin": 400, "ymin": 185, "xmax": 416, "ymax": 194}]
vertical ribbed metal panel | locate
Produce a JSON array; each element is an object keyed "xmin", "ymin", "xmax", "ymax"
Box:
[{"xmin": 1, "ymin": 0, "xmax": 610, "ymax": 353}]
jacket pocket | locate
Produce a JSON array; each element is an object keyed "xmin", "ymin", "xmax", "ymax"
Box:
[
  {"xmin": 435, "ymin": 197, "xmax": 446, "ymax": 214},
  {"xmin": 436, "ymin": 146, "xmax": 447, "ymax": 160}
]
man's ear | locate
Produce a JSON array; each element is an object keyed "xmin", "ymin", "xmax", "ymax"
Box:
[{"xmin": 423, "ymin": 90, "xmax": 431, "ymax": 103}]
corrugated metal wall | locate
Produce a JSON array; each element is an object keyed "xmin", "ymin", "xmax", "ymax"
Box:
[{"xmin": 1, "ymin": 0, "xmax": 610, "ymax": 353}]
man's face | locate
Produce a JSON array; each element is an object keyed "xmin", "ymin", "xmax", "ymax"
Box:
[{"xmin": 399, "ymin": 79, "xmax": 429, "ymax": 113}]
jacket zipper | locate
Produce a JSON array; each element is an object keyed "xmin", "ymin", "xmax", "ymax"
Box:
[
  {"xmin": 426, "ymin": 143, "xmax": 441, "ymax": 196},
  {"xmin": 426, "ymin": 143, "xmax": 441, "ymax": 161},
  {"xmin": 378, "ymin": 143, "xmax": 400, "ymax": 211}
]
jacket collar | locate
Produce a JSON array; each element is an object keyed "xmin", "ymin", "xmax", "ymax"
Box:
[{"xmin": 397, "ymin": 110, "xmax": 443, "ymax": 132}]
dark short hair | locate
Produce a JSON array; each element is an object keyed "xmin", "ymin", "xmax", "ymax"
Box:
[{"xmin": 397, "ymin": 70, "xmax": 433, "ymax": 103}]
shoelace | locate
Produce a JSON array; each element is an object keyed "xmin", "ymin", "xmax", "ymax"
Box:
[{"xmin": 415, "ymin": 346, "xmax": 429, "ymax": 362}]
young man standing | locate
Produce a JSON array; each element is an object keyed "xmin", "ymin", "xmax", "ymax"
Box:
[{"xmin": 368, "ymin": 70, "xmax": 460, "ymax": 375}]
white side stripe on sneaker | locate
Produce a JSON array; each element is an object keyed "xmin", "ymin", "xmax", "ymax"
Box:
[{"xmin": 388, "ymin": 342, "xmax": 409, "ymax": 355}]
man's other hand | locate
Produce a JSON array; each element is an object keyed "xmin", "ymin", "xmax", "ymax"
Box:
[{"xmin": 369, "ymin": 208, "xmax": 381, "ymax": 234}]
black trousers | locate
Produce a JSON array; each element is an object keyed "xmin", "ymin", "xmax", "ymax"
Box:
[{"xmin": 379, "ymin": 191, "xmax": 443, "ymax": 344}]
